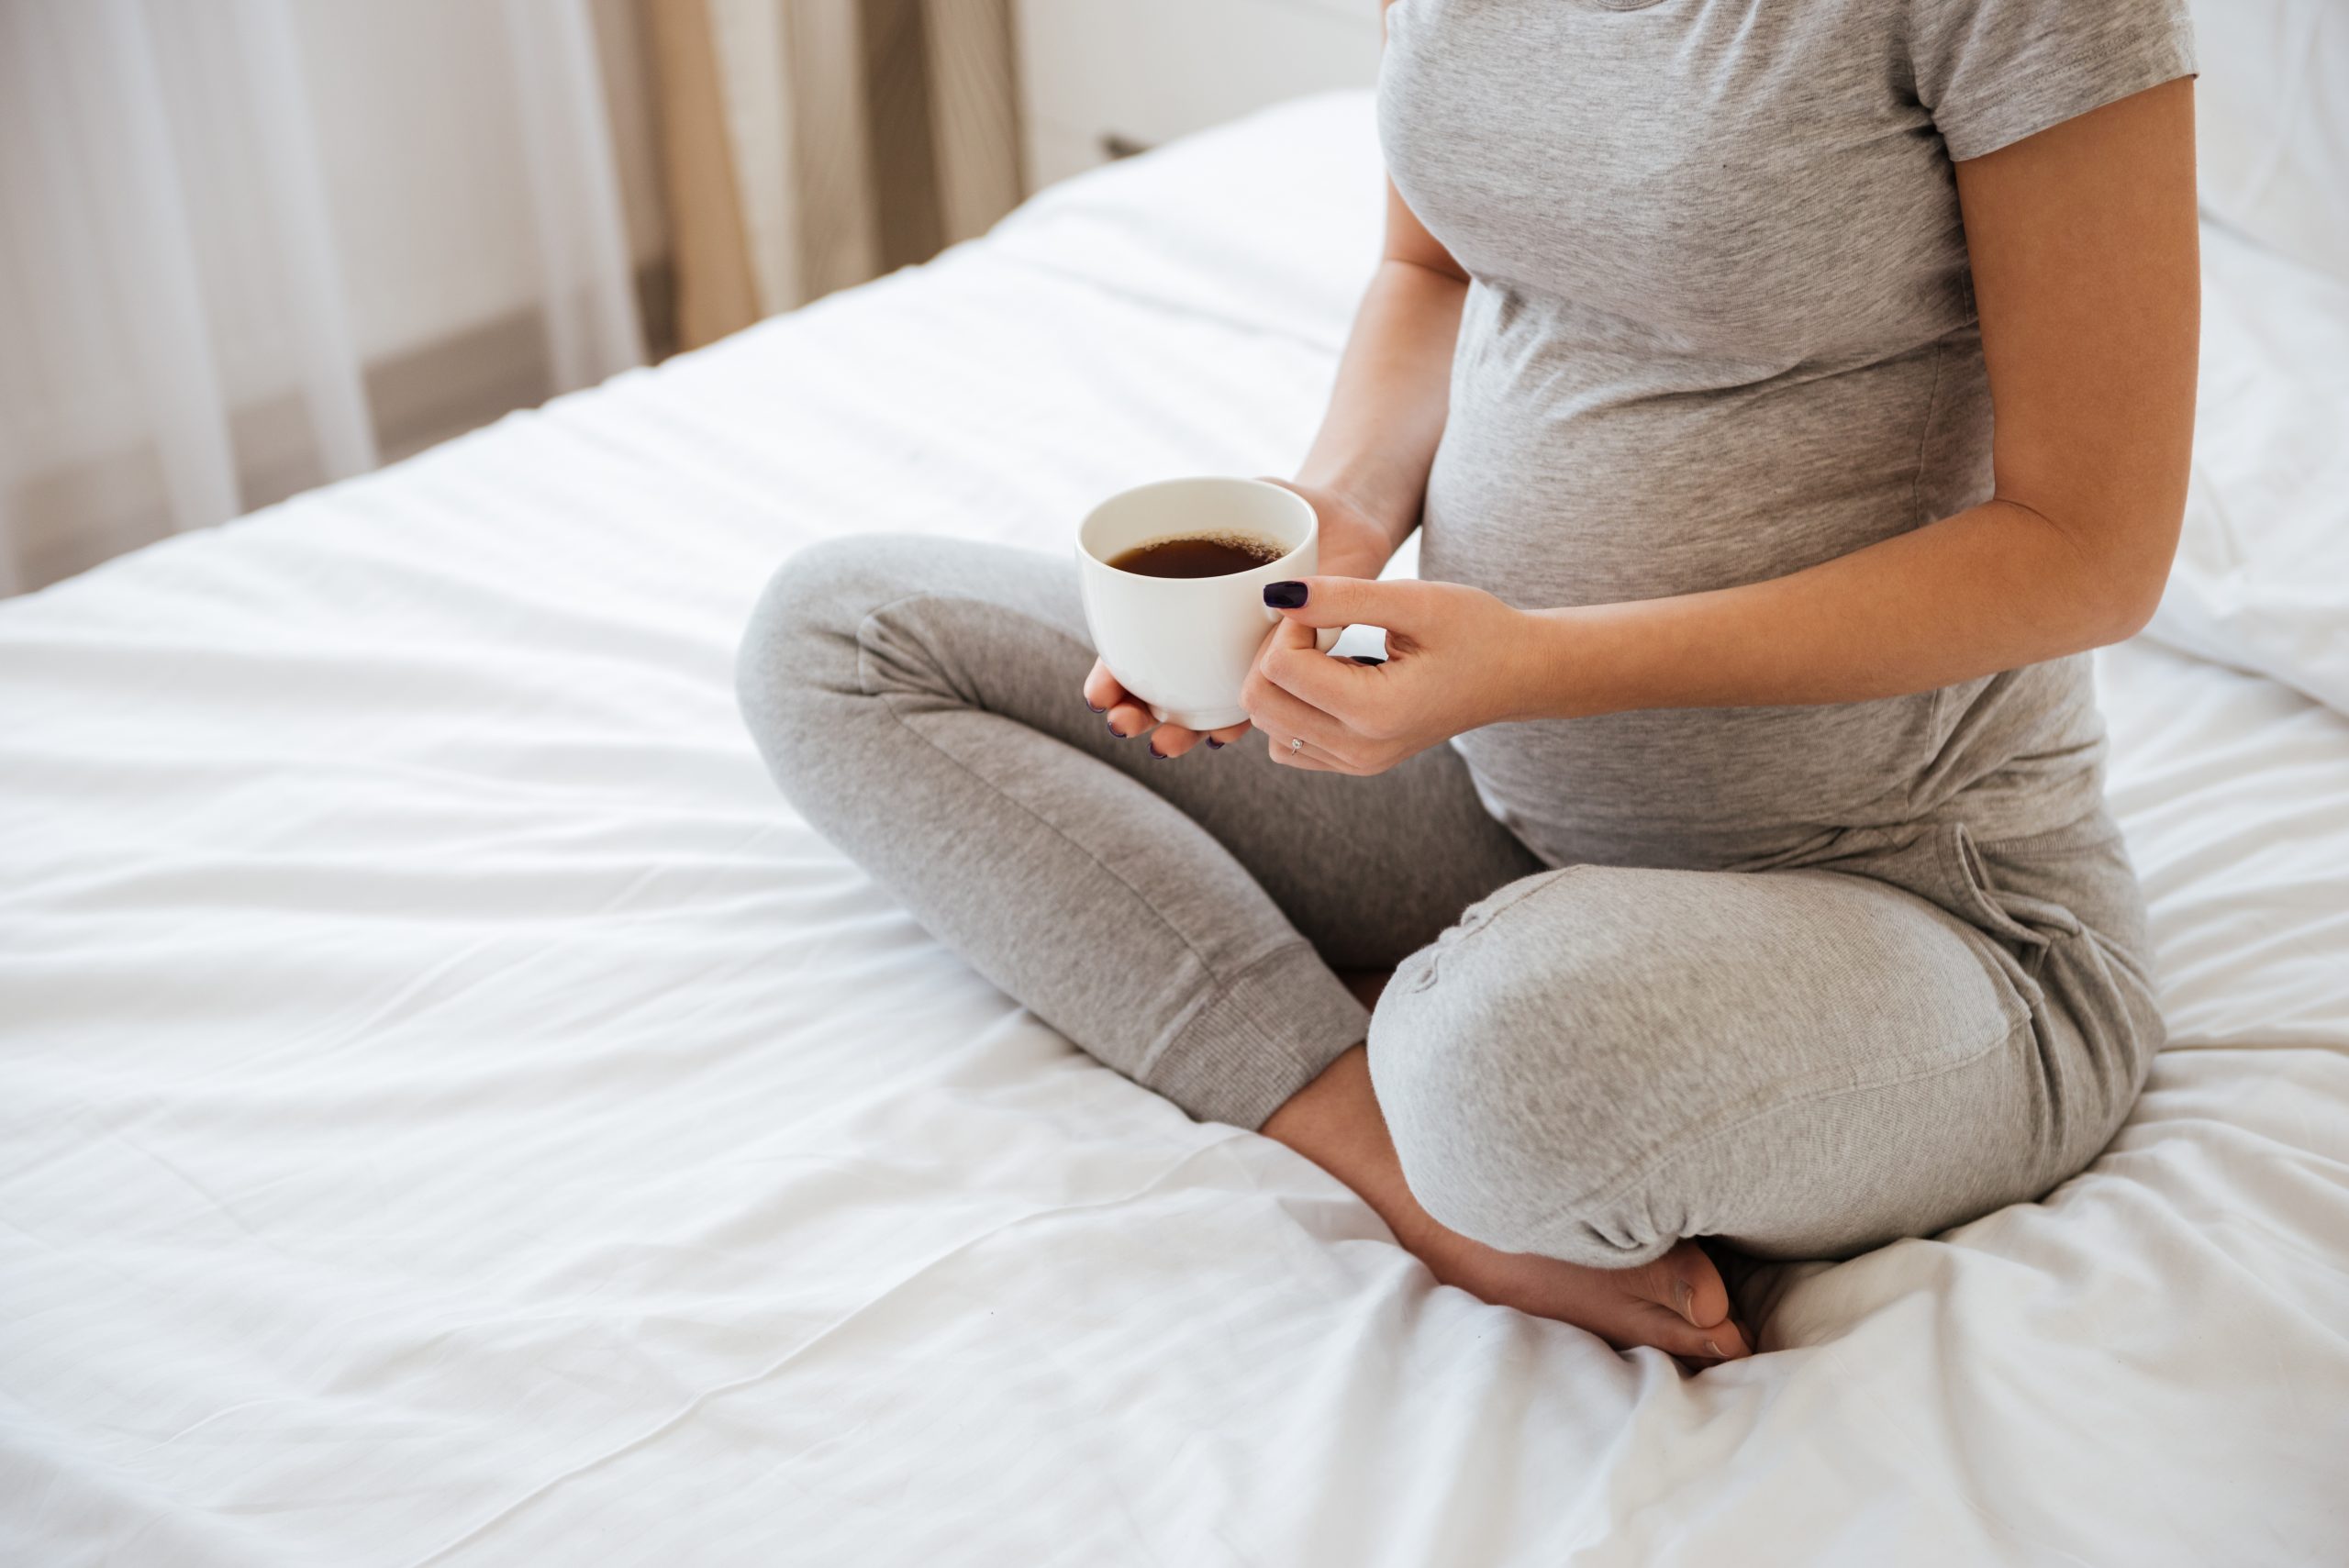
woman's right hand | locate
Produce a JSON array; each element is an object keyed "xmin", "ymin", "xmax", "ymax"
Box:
[
  {"xmin": 1083, "ymin": 480, "xmax": 1397, "ymax": 759},
  {"xmin": 1082, "ymin": 663, "xmax": 1252, "ymax": 759}
]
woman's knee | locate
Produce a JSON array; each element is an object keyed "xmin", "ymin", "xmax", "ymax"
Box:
[
  {"xmin": 1372, "ymin": 863, "xmax": 1766, "ymax": 1267},
  {"xmin": 739, "ymin": 535, "xmax": 925, "ymax": 702},
  {"xmin": 1366, "ymin": 873, "xmax": 1678, "ymax": 1266},
  {"xmin": 1367, "ymin": 1014, "xmax": 1557, "ymax": 1258},
  {"xmin": 736, "ymin": 534, "xmax": 932, "ymax": 794}
]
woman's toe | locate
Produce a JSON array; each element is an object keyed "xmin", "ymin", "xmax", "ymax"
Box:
[
  {"xmin": 1694, "ymin": 1316, "xmax": 1752, "ymax": 1359},
  {"xmin": 1659, "ymin": 1240, "xmax": 1735, "ymax": 1328},
  {"xmin": 1608, "ymin": 1299, "xmax": 1729, "ymax": 1362},
  {"xmin": 1636, "ymin": 1241, "xmax": 1752, "ymax": 1358}
]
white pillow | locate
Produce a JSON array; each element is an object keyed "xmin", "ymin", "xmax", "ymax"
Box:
[
  {"xmin": 2143, "ymin": 223, "xmax": 2349, "ymax": 716},
  {"xmin": 2185, "ymin": 0, "xmax": 2349, "ymax": 283}
]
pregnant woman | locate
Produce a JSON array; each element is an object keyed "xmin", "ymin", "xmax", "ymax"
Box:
[{"xmin": 739, "ymin": 0, "xmax": 2199, "ymax": 1363}]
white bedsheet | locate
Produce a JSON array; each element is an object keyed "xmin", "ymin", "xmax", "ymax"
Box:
[{"xmin": 4, "ymin": 95, "xmax": 2346, "ymax": 1567}]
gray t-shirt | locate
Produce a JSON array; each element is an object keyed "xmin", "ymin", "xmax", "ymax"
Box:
[{"xmin": 1378, "ymin": 0, "xmax": 2196, "ymax": 870}]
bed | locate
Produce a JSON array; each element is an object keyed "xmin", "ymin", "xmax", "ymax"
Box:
[{"xmin": 5, "ymin": 91, "xmax": 2346, "ymax": 1567}]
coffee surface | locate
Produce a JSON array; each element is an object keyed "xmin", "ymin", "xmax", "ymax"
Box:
[{"xmin": 1107, "ymin": 531, "xmax": 1285, "ymax": 579}]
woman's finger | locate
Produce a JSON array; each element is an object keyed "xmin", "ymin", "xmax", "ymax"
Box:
[
  {"xmin": 1146, "ymin": 722, "xmax": 1205, "ymax": 759},
  {"xmin": 1103, "ymin": 700, "xmax": 1152, "ymax": 740},
  {"xmin": 1241, "ymin": 671, "xmax": 1354, "ymax": 759},
  {"xmin": 1081, "ymin": 659, "xmax": 1128, "ymax": 715},
  {"xmin": 1265, "ymin": 732, "xmax": 1350, "ymax": 773},
  {"xmin": 1261, "ymin": 573, "xmax": 1431, "ymax": 635},
  {"xmin": 1259, "ymin": 626, "xmax": 1375, "ymax": 716},
  {"xmin": 1203, "ymin": 719, "xmax": 1253, "ymax": 749}
]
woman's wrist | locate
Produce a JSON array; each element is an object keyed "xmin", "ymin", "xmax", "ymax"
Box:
[
  {"xmin": 1290, "ymin": 472, "xmax": 1418, "ymax": 555},
  {"xmin": 1283, "ymin": 477, "xmax": 1410, "ymax": 579},
  {"xmin": 1321, "ymin": 528, "xmax": 1397, "ymax": 582},
  {"xmin": 1508, "ymin": 604, "xmax": 1631, "ymax": 723}
]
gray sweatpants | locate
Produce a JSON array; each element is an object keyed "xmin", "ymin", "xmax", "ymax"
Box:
[{"xmin": 738, "ymin": 536, "xmax": 2163, "ymax": 1267}]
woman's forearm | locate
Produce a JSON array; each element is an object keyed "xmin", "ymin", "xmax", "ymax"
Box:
[
  {"xmin": 1513, "ymin": 494, "xmax": 2177, "ymax": 721},
  {"xmin": 1294, "ymin": 258, "xmax": 1466, "ymax": 553}
]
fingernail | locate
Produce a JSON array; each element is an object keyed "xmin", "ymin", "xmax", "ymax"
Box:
[
  {"xmin": 1348, "ymin": 654, "xmax": 1386, "ymax": 666},
  {"xmin": 1263, "ymin": 581, "xmax": 1308, "ymax": 609},
  {"xmin": 1705, "ymin": 1339, "xmax": 1723, "ymax": 1358},
  {"xmin": 1107, "ymin": 720, "xmax": 1126, "ymax": 739},
  {"xmin": 1087, "ymin": 702, "xmax": 1106, "ymax": 713},
  {"xmin": 1675, "ymin": 1279, "xmax": 1695, "ymax": 1323},
  {"xmin": 1148, "ymin": 745, "xmax": 1167, "ymax": 760},
  {"xmin": 1206, "ymin": 739, "xmax": 1224, "ymax": 750}
]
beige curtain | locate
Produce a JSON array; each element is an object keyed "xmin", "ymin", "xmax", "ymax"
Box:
[{"xmin": 640, "ymin": 0, "xmax": 1023, "ymax": 350}]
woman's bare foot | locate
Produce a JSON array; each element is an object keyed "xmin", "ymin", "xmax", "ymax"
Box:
[
  {"xmin": 1396, "ymin": 1211, "xmax": 1751, "ymax": 1362},
  {"xmin": 1263, "ymin": 1041, "xmax": 1753, "ymax": 1364}
]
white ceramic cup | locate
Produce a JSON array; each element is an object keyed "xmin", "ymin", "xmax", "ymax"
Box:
[{"xmin": 1075, "ymin": 476, "xmax": 1330, "ymax": 730}]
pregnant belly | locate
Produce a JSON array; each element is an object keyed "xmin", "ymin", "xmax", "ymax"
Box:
[
  {"xmin": 1447, "ymin": 702, "xmax": 1960, "ymax": 870},
  {"xmin": 1419, "ymin": 322, "xmax": 2031, "ymax": 863},
  {"xmin": 1422, "ymin": 324, "xmax": 1980, "ymax": 608}
]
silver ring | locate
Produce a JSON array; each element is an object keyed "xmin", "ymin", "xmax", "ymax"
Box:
[{"xmin": 1289, "ymin": 737, "xmax": 1303, "ymax": 754}]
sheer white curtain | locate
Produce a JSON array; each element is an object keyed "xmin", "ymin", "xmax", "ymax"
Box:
[
  {"xmin": 641, "ymin": 0, "xmax": 1021, "ymax": 350},
  {"xmin": 0, "ymin": 0, "xmax": 649, "ymax": 595}
]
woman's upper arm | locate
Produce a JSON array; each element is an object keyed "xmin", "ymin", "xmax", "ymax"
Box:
[
  {"xmin": 1954, "ymin": 76, "xmax": 2199, "ymax": 628},
  {"xmin": 1384, "ymin": 180, "xmax": 1465, "ymax": 280},
  {"xmin": 1377, "ymin": 0, "xmax": 1467, "ymax": 281}
]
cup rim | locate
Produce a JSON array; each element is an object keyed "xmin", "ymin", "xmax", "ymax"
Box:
[{"xmin": 1077, "ymin": 476, "xmax": 1317, "ymax": 584}]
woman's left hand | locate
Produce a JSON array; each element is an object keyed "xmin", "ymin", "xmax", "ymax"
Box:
[{"xmin": 1242, "ymin": 575, "xmax": 1542, "ymax": 774}]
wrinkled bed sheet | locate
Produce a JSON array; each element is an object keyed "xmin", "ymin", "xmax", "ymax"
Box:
[{"xmin": 4, "ymin": 95, "xmax": 2345, "ymax": 1567}]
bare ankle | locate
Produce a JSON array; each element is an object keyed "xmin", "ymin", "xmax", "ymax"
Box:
[{"xmin": 1262, "ymin": 1044, "xmax": 1435, "ymax": 1247}]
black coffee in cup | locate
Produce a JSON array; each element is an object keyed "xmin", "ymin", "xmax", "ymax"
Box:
[{"xmin": 1108, "ymin": 531, "xmax": 1286, "ymax": 579}]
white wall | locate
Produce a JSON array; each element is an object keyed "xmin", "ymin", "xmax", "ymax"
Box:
[{"xmin": 1015, "ymin": 0, "xmax": 1383, "ymax": 189}]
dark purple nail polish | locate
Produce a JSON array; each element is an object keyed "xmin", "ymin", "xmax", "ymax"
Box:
[
  {"xmin": 1107, "ymin": 720, "xmax": 1126, "ymax": 738},
  {"xmin": 1148, "ymin": 745, "xmax": 1168, "ymax": 760},
  {"xmin": 1348, "ymin": 655, "xmax": 1386, "ymax": 666},
  {"xmin": 1206, "ymin": 739, "xmax": 1224, "ymax": 750},
  {"xmin": 1263, "ymin": 581, "xmax": 1308, "ymax": 609},
  {"xmin": 1087, "ymin": 701, "xmax": 1106, "ymax": 713}
]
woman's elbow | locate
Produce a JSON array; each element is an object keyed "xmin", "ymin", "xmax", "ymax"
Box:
[
  {"xmin": 2082, "ymin": 517, "xmax": 2181, "ymax": 646},
  {"xmin": 2006, "ymin": 489, "xmax": 2180, "ymax": 649}
]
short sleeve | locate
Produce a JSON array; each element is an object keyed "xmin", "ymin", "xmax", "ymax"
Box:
[{"xmin": 1909, "ymin": 0, "xmax": 2199, "ymax": 162}]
